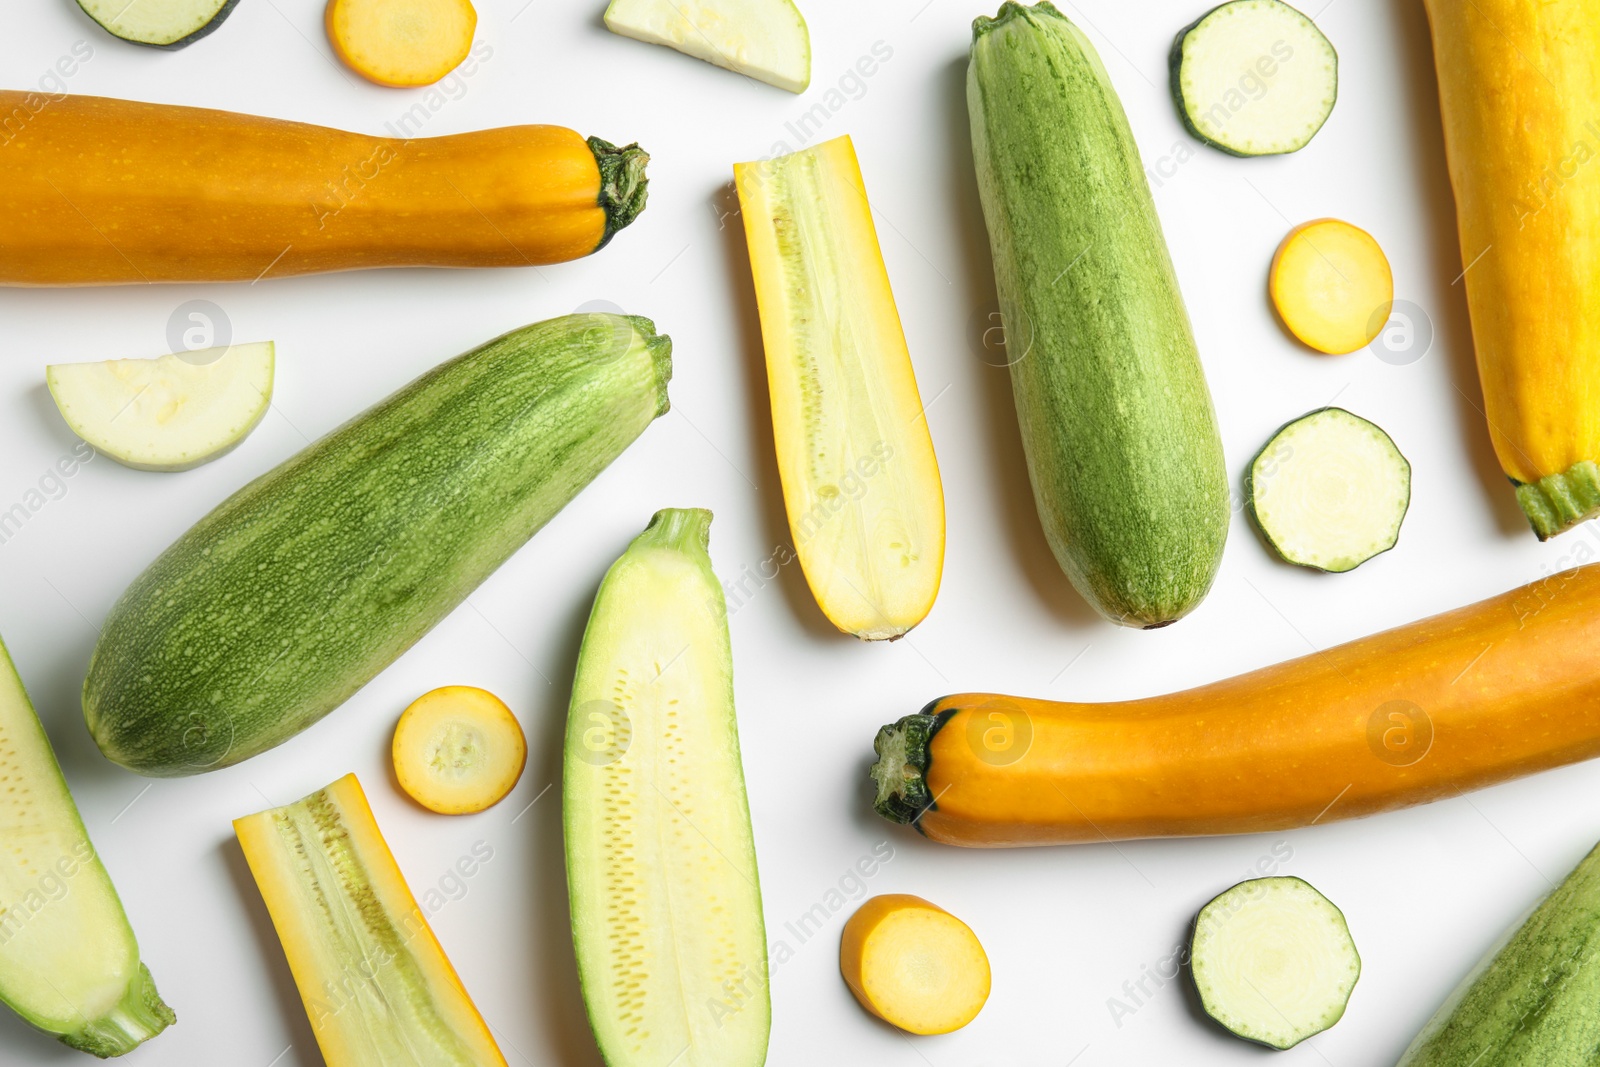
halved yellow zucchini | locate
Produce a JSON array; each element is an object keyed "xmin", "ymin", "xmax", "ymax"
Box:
[
  {"xmin": 234, "ymin": 774, "xmax": 506, "ymax": 1067},
  {"xmin": 735, "ymin": 135, "xmax": 946, "ymax": 640}
]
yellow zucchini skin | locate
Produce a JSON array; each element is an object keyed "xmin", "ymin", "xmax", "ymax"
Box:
[
  {"xmin": 873, "ymin": 561, "xmax": 1600, "ymax": 846},
  {"xmin": 235, "ymin": 774, "xmax": 506, "ymax": 1067},
  {"xmin": 1424, "ymin": 0, "xmax": 1600, "ymax": 537},
  {"xmin": 735, "ymin": 136, "xmax": 946, "ymax": 640},
  {"xmin": 0, "ymin": 92, "xmax": 648, "ymax": 285}
]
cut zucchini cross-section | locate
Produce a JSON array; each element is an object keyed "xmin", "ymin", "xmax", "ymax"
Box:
[
  {"xmin": 1170, "ymin": 0, "xmax": 1338, "ymax": 156},
  {"xmin": 1190, "ymin": 876, "xmax": 1360, "ymax": 1049},
  {"xmin": 75, "ymin": 0, "xmax": 242, "ymax": 48},
  {"xmin": 1248, "ymin": 407, "xmax": 1410, "ymax": 572}
]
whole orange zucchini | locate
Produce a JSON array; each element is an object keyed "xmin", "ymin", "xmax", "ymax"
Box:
[
  {"xmin": 873, "ymin": 561, "xmax": 1600, "ymax": 846},
  {"xmin": 1424, "ymin": 1, "xmax": 1600, "ymax": 538},
  {"xmin": 0, "ymin": 93, "xmax": 648, "ymax": 284}
]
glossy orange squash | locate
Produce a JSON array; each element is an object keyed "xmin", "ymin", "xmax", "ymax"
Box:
[
  {"xmin": 873, "ymin": 560, "xmax": 1600, "ymax": 845},
  {"xmin": 0, "ymin": 92, "xmax": 647, "ymax": 284}
]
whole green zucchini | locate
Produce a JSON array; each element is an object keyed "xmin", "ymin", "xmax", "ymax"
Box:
[
  {"xmin": 85, "ymin": 314, "xmax": 671, "ymax": 776},
  {"xmin": 968, "ymin": 1, "xmax": 1229, "ymax": 627},
  {"xmin": 1397, "ymin": 839, "xmax": 1600, "ymax": 1066}
]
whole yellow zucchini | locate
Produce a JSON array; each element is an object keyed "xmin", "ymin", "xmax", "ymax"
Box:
[
  {"xmin": 872, "ymin": 561, "xmax": 1600, "ymax": 846},
  {"xmin": 0, "ymin": 93, "xmax": 647, "ymax": 284},
  {"xmin": 1424, "ymin": 0, "xmax": 1600, "ymax": 538}
]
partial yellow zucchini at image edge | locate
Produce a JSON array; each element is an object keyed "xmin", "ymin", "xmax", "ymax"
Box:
[
  {"xmin": 1424, "ymin": 0, "xmax": 1600, "ymax": 538},
  {"xmin": 234, "ymin": 774, "xmax": 507, "ymax": 1067},
  {"xmin": 735, "ymin": 135, "xmax": 946, "ymax": 640}
]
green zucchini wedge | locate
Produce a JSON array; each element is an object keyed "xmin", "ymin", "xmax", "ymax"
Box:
[
  {"xmin": 564, "ymin": 509, "xmax": 769, "ymax": 1067},
  {"xmin": 1397, "ymin": 839, "xmax": 1600, "ymax": 1066},
  {"xmin": 1191, "ymin": 877, "xmax": 1359, "ymax": 1049},
  {"xmin": 85, "ymin": 313, "xmax": 672, "ymax": 777},
  {"xmin": 0, "ymin": 634, "xmax": 174, "ymax": 1056},
  {"xmin": 968, "ymin": 1, "xmax": 1230, "ymax": 628}
]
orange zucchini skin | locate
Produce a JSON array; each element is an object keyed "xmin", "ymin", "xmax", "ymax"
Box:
[
  {"xmin": 874, "ymin": 562, "xmax": 1600, "ymax": 846},
  {"xmin": 0, "ymin": 93, "xmax": 646, "ymax": 284},
  {"xmin": 1423, "ymin": 1, "xmax": 1600, "ymax": 535}
]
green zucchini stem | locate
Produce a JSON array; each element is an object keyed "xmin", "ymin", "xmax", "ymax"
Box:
[
  {"xmin": 59, "ymin": 964, "xmax": 176, "ymax": 1057},
  {"xmin": 623, "ymin": 316, "xmax": 673, "ymax": 417},
  {"xmin": 589, "ymin": 137, "xmax": 650, "ymax": 249},
  {"xmin": 1515, "ymin": 460, "xmax": 1600, "ymax": 540},
  {"xmin": 973, "ymin": 0, "xmax": 1062, "ymax": 38},
  {"xmin": 635, "ymin": 508, "xmax": 713, "ymax": 557},
  {"xmin": 870, "ymin": 712, "xmax": 945, "ymax": 826}
]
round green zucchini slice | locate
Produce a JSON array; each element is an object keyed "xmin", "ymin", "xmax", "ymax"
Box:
[
  {"xmin": 1170, "ymin": 0, "xmax": 1338, "ymax": 156},
  {"xmin": 1248, "ymin": 407, "xmax": 1410, "ymax": 572},
  {"xmin": 1190, "ymin": 876, "xmax": 1360, "ymax": 1050}
]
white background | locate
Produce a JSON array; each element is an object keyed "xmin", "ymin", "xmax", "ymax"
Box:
[{"xmin": 0, "ymin": 0, "xmax": 1594, "ymax": 1064}]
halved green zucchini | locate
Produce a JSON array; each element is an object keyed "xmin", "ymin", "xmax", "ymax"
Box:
[
  {"xmin": 1170, "ymin": 0, "xmax": 1337, "ymax": 156},
  {"xmin": 0, "ymin": 635, "xmax": 174, "ymax": 1057},
  {"xmin": 564, "ymin": 509, "xmax": 769, "ymax": 1067},
  {"xmin": 1248, "ymin": 407, "xmax": 1410, "ymax": 572},
  {"xmin": 74, "ymin": 0, "xmax": 242, "ymax": 48},
  {"xmin": 1191, "ymin": 877, "xmax": 1360, "ymax": 1049}
]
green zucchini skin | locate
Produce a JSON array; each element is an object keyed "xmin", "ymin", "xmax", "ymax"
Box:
[
  {"xmin": 1397, "ymin": 840, "xmax": 1600, "ymax": 1067},
  {"xmin": 84, "ymin": 314, "xmax": 671, "ymax": 776},
  {"xmin": 968, "ymin": 1, "xmax": 1229, "ymax": 627}
]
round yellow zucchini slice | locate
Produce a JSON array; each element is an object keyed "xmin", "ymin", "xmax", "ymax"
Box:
[
  {"xmin": 1270, "ymin": 218, "xmax": 1393, "ymax": 355},
  {"xmin": 326, "ymin": 0, "xmax": 477, "ymax": 87},
  {"xmin": 392, "ymin": 686, "xmax": 525, "ymax": 814},
  {"xmin": 840, "ymin": 894, "xmax": 990, "ymax": 1035}
]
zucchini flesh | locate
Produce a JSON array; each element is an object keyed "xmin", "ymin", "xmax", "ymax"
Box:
[
  {"xmin": 564, "ymin": 509, "xmax": 768, "ymax": 1067},
  {"xmin": 1170, "ymin": 0, "xmax": 1337, "ymax": 156},
  {"xmin": 46, "ymin": 342, "xmax": 275, "ymax": 472},
  {"xmin": 74, "ymin": 0, "xmax": 241, "ymax": 48},
  {"xmin": 0, "ymin": 635, "xmax": 173, "ymax": 1057},
  {"xmin": 235, "ymin": 774, "xmax": 505, "ymax": 1067},
  {"xmin": 1248, "ymin": 407, "xmax": 1410, "ymax": 572},
  {"xmin": 968, "ymin": 1, "xmax": 1230, "ymax": 628},
  {"xmin": 1190, "ymin": 877, "xmax": 1359, "ymax": 1049},
  {"xmin": 84, "ymin": 314, "xmax": 671, "ymax": 776},
  {"xmin": 1398, "ymin": 839, "xmax": 1600, "ymax": 1066},
  {"xmin": 735, "ymin": 135, "xmax": 946, "ymax": 640},
  {"xmin": 604, "ymin": 0, "xmax": 811, "ymax": 93}
]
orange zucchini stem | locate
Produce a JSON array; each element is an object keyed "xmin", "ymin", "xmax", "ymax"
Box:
[{"xmin": 590, "ymin": 136, "xmax": 650, "ymax": 248}]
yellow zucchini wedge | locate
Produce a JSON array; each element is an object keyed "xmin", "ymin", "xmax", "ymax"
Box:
[
  {"xmin": 392, "ymin": 686, "xmax": 526, "ymax": 815},
  {"xmin": 234, "ymin": 774, "xmax": 506, "ymax": 1067},
  {"xmin": 735, "ymin": 135, "xmax": 946, "ymax": 640}
]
